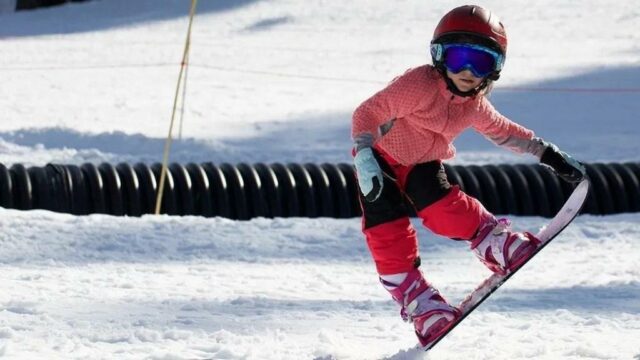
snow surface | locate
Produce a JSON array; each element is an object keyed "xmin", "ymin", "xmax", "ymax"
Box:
[{"xmin": 0, "ymin": 0, "xmax": 639, "ymax": 359}]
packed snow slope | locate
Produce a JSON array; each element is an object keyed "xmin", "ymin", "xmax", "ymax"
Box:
[
  {"xmin": 0, "ymin": 1, "xmax": 639, "ymax": 359},
  {"xmin": 1, "ymin": 211, "xmax": 639, "ymax": 359},
  {"xmin": 0, "ymin": 0, "xmax": 638, "ymax": 166}
]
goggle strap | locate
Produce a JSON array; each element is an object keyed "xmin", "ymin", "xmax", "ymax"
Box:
[{"xmin": 430, "ymin": 43, "xmax": 444, "ymax": 62}]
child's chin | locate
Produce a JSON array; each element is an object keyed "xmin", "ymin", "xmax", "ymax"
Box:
[{"xmin": 455, "ymin": 85, "xmax": 475, "ymax": 92}]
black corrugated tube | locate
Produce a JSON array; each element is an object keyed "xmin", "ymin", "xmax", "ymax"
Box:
[{"xmin": 0, "ymin": 162, "xmax": 638, "ymax": 219}]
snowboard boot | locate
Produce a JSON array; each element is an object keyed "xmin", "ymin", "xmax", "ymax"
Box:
[
  {"xmin": 470, "ymin": 218, "xmax": 541, "ymax": 275},
  {"xmin": 381, "ymin": 268, "xmax": 460, "ymax": 347}
]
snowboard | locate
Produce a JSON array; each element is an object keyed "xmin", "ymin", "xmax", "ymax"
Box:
[{"xmin": 423, "ymin": 178, "xmax": 591, "ymax": 352}]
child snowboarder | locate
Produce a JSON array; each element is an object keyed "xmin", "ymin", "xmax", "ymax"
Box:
[{"xmin": 351, "ymin": 5, "xmax": 586, "ymax": 346}]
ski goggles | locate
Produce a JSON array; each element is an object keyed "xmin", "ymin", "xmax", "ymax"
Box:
[{"xmin": 441, "ymin": 44, "xmax": 504, "ymax": 78}]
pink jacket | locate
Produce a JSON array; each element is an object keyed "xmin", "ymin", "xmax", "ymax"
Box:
[{"xmin": 352, "ymin": 65, "xmax": 535, "ymax": 165}]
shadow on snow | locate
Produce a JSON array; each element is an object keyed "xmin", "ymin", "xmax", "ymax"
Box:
[
  {"xmin": 494, "ymin": 282, "xmax": 640, "ymax": 314},
  {"xmin": 0, "ymin": 111, "xmax": 353, "ymax": 165},
  {"xmin": 0, "ymin": 0, "xmax": 262, "ymax": 37}
]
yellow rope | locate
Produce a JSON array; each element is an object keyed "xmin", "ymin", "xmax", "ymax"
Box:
[
  {"xmin": 178, "ymin": 49, "xmax": 190, "ymax": 140},
  {"xmin": 155, "ymin": 0, "xmax": 198, "ymax": 215}
]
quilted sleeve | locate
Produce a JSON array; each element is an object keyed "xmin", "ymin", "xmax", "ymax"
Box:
[
  {"xmin": 351, "ymin": 67, "xmax": 427, "ymax": 150},
  {"xmin": 472, "ymin": 96, "xmax": 538, "ymax": 154}
]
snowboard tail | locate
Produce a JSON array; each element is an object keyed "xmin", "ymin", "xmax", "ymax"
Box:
[{"xmin": 423, "ymin": 179, "xmax": 590, "ymax": 352}]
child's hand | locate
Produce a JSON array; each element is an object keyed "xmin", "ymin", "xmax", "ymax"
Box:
[
  {"xmin": 354, "ymin": 147, "xmax": 383, "ymax": 202},
  {"xmin": 539, "ymin": 143, "xmax": 586, "ymax": 183}
]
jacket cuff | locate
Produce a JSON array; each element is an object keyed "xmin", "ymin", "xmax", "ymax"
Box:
[{"xmin": 353, "ymin": 132, "xmax": 375, "ymax": 152}]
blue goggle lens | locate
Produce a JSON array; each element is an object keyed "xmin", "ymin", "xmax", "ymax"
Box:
[{"xmin": 443, "ymin": 45, "xmax": 501, "ymax": 78}]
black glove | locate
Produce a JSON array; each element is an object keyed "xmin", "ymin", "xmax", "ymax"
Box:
[{"xmin": 540, "ymin": 142, "xmax": 586, "ymax": 183}]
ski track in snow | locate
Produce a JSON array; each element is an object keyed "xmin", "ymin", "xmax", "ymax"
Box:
[{"xmin": 0, "ymin": 0, "xmax": 639, "ymax": 359}]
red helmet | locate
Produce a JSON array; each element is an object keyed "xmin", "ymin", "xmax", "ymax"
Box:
[
  {"xmin": 431, "ymin": 5, "xmax": 507, "ymax": 56},
  {"xmin": 430, "ymin": 5, "xmax": 507, "ymax": 85}
]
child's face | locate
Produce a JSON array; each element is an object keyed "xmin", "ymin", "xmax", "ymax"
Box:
[{"xmin": 446, "ymin": 69, "xmax": 485, "ymax": 93}]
